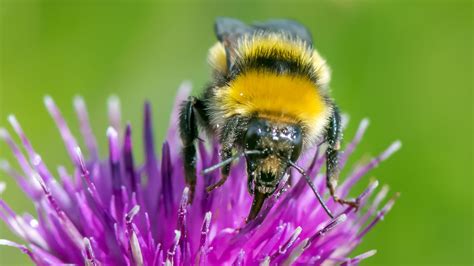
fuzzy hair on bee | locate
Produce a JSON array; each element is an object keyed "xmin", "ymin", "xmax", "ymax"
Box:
[
  {"xmin": 207, "ymin": 33, "xmax": 332, "ymax": 149},
  {"xmin": 179, "ymin": 17, "xmax": 358, "ymax": 222}
]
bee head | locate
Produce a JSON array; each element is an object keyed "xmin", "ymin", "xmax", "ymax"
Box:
[{"xmin": 244, "ymin": 117, "xmax": 303, "ymax": 193}]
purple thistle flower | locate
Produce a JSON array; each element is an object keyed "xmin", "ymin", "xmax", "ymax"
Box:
[{"xmin": 0, "ymin": 82, "xmax": 400, "ymax": 265}]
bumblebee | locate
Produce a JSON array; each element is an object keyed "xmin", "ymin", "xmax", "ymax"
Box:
[{"xmin": 179, "ymin": 17, "xmax": 357, "ymax": 221}]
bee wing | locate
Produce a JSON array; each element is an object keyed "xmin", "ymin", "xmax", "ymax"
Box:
[
  {"xmin": 215, "ymin": 17, "xmax": 252, "ymax": 43},
  {"xmin": 252, "ymin": 19, "xmax": 313, "ymax": 46},
  {"xmin": 215, "ymin": 17, "xmax": 312, "ymax": 44},
  {"xmin": 214, "ymin": 17, "xmax": 253, "ymax": 71}
]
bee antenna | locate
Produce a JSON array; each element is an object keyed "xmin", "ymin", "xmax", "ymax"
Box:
[
  {"xmin": 287, "ymin": 160, "xmax": 334, "ymax": 219},
  {"xmin": 201, "ymin": 150, "xmax": 262, "ymax": 175},
  {"xmin": 244, "ymin": 150, "xmax": 264, "ymax": 156}
]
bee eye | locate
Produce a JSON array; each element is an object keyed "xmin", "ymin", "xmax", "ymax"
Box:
[
  {"xmin": 245, "ymin": 119, "xmax": 265, "ymax": 150},
  {"xmin": 288, "ymin": 128, "xmax": 303, "ymax": 161}
]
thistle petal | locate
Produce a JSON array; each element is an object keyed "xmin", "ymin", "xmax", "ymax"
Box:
[{"xmin": 0, "ymin": 90, "xmax": 399, "ymax": 265}]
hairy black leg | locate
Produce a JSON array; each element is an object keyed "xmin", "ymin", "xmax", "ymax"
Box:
[
  {"xmin": 326, "ymin": 105, "xmax": 359, "ymax": 210},
  {"xmin": 288, "ymin": 170, "xmax": 293, "ymax": 187},
  {"xmin": 247, "ymin": 174, "xmax": 254, "ymax": 195},
  {"xmin": 206, "ymin": 116, "xmax": 243, "ymax": 193},
  {"xmin": 179, "ymin": 96, "xmax": 207, "ymax": 203},
  {"xmin": 206, "ymin": 148, "xmax": 232, "ymax": 192}
]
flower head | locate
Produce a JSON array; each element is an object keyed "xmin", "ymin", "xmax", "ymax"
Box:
[{"xmin": 0, "ymin": 83, "xmax": 400, "ymax": 265}]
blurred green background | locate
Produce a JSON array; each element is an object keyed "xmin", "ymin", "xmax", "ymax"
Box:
[{"xmin": 0, "ymin": 1, "xmax": 472, "ymax": 265}]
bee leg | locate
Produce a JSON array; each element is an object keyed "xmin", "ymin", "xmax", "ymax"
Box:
[
  {"xmin": 206, "ymin": 116, "xmax": 242, "ymax": 192},
  {"xmin": 247, "ymin": 171, "xmax": 254, "ymax": 195},
  {"xmin": 179, "ymin": 96, "xmax": 207, "ymax": 204},
  {"xmin": 288, "ymin": 170, "xmax": 293, "ymax": 187},
  {"xmin": 247, "ymin": 190, "xmax": 268, "ymax": 222},
  {"xmin": 326, "ymin": 106, "xmax": 360, "ymax": 210},
  {"xmin": 206, "ymin": 148, "xmax": 232, "ymax": 192}
]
